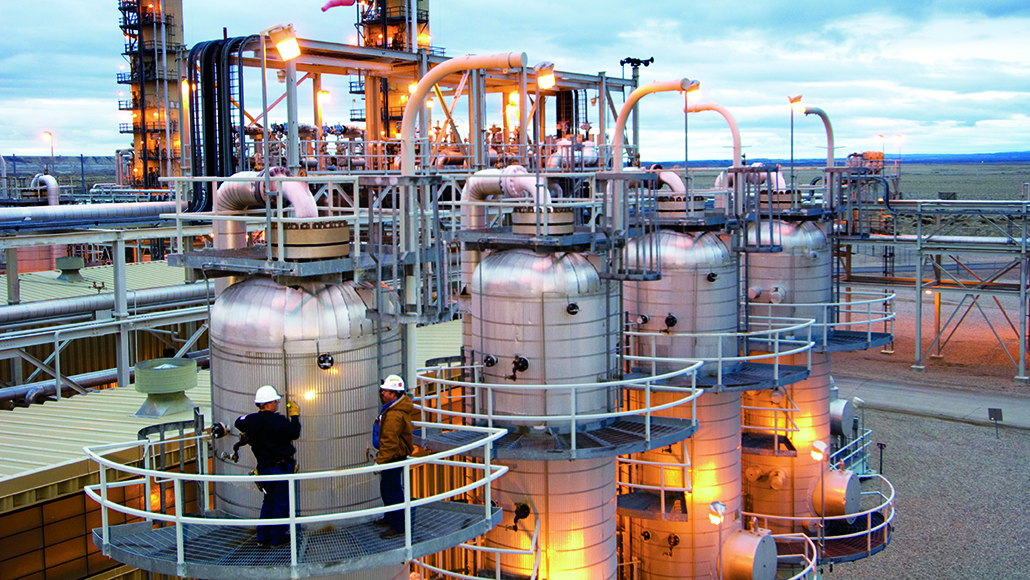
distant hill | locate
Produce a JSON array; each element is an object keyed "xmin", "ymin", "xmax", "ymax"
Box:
[{"xmin": 649, "ymin": 151, "xmax": 1030, "ymax": 167}]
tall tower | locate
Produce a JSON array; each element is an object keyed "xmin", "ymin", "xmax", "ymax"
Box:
[{"xmin": 117, "ymin": 0, "xmax": 185, "ymax": 187}]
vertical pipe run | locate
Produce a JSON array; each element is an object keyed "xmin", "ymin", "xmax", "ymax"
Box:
[
  {"xmin": 114, "ymin": 235, "xmax": 130, "ymax": 388},
  {"xmin": 286, "ymin": 60, "xmax": 300, "ymax": 174}
]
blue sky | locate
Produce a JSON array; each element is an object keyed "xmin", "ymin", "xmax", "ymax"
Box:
[{"xmin": 2, "ymin": 0, "xmax": 1028, "ymax": 162}]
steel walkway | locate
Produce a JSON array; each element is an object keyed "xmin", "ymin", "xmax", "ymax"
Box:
[{"xmin": 92, "ymin": 501, "xmax": 502, "ymax": 579}]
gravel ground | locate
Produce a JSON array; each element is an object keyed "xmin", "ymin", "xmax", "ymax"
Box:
[{"xmin": 827, "ymin": 408, "xmax": 1030, "ymax": 580}]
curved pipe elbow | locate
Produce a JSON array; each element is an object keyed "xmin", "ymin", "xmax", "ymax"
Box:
[
  {"xmin": 658, "ymin": 171, "xmax": 686, "ymax": 193},
  {"xmin": 30, "ymin": 174, "xmax": 60, "ymax": 206}
]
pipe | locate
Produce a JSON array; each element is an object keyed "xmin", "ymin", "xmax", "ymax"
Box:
[
  {"xmin": 803, "ymin": 106, "xmax": 835, "ymax": 168},
  {"xmin": 213, "ymin": 167, "xmax": 316, "ymax": 251},
  {"xmin": 29, "ymin": 173, "xmax": 60, "ymax": 206},
  {"xmin": 460, "ymin": 166, "xmax": 547, "ymax": 294},
  {"xmin": 545, "ymin": 139, "xmax": 599, "ymax": 169},
  {"xmin": 0, "ymin": 283, "xmax": 213, "ymax": 325},
  {"xmin": 399, "ymin": 51, "xmax": 527, "ymax": 391},
  {"xmin": 657, "ymin": 171, "xmax": 685, "ymax": 193},
  {"xmin": 686, "ymin": 102, "xmax": 742, "ymax": 168},
  {"xmin": 611, "ymin": 79, "xmax": 697, "ymax": 232},
  {"xmin": 0, "ymin": 201, "xmax": 181, "ymax": 224},
  {"xmin": 1, "ymin": 154, "xmax": 7, "ymax": 198},
  {"xmin": 0, "ymin": 352, "xmax": 210, "ymax": 407}
]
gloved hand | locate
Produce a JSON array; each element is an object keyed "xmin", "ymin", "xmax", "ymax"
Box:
[{"xmin": 286, "ymin": 401, "xmax": 300, "ymax": 417}]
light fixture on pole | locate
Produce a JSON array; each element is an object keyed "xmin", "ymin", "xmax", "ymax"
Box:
[
  {"xmin": 709, "ymin": 501, "xmax": 727, "ymax": 580},
  {"xmin": 535, "ymin": 62, "xmax": 556, "ymax": 90},
  {"xmin": 811, "ymin": 440, "xmax": 828, "ymax": 558},
  {"xmin": 259, "ymin": 23, "xmax": 302, "ymax": 261},
  {"xmin": 788, "ymin": 94, "xmax": 803, "ymax": 191},
  {"xmin": 42, "ymin": 131, "xmax": 55, "ymax": 173},
  {"xmin": 269, "ymin": 25, "xmax": 301, "ymax": 61}
]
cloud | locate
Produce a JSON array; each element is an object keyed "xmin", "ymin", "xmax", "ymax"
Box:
[{"xmin": 1, "ymin": 1, "xmax": 1028, "ymax": 161}]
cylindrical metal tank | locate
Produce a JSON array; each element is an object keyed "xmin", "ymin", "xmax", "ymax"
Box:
[
  {"xmin": 210, "ymin": 277, "xmax": 401, "ymax": 579},
  {"xmin": 468, "ymin": 249, "xmax": 617, "ymax": 428},
  {"xmin": 487, "ymin": 458, "xmax": 617, "ymax": 580},
  {"xmin": 625, "ymin": 231, "xmax": 739, "ymax": 374},
  {"xmin": 623, "ymin": 230, "xmax": 775, "ymax": 579},
  {"xmin": 746, "ymin": 221, "xmax": 831, "ymax": 326},
  {"xmin": 742, "ymin": 353, "xmax": 831, "ymax": 533},
  {"xmin": 467, "ymin": 248, "xmax": 619, "ymax": 579}
]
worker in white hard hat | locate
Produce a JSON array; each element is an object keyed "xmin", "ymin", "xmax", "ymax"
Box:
[
  {"xmin": 235, "ymin": 385, "xmax": 301, "ymax": 547},
  {"xmin": 372, "ymin": 374, "xmax": 416, "ymax": 539}
]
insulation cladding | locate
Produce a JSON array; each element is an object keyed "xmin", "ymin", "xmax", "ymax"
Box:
[
  {"xmin": 487, "ymin": 458, "xmax": 617, "ymax": 580},
  {"xmin": 742, "ymin": 354, "xmax": 831, "ymax": 533},
  {"xmin": 467, "ymin": 249, "xmax": 619, "ymax": 579},
  {"xmin": 624, "ymin": 231, "xmax": 738, "ymax": 373},
  {"xmin": 468, "ymin": 249, "xmax": 619, "ymax": 426},
  {"xmin": 742, "ymin": 221, "xmax": 857, "ymax": 532},
  {"xmin": 745, "ymin": 221, "xmax": 831, "ymax": 325},
  {"xmin": 623, "ymin": 231, "xmax": 775, "ymax": 579},
  {"xmin": 209, "ymin": 277, "xmax": 401, "ymax": 580}
]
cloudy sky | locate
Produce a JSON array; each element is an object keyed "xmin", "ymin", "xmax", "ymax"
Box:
[{"xmin": 2, "ymin": 0, "xmax": 1028, "ymax": 162}]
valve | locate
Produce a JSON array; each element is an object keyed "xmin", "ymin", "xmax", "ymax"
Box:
[
  {"xmin": 566, "ymin": 303, "xmax": 580, "ymax": 316},
  {"xmin": 509, "ymin": 503, "xmax": 532, "ymax": 530},
  {"xmin": 664, "ymin": 314, "xmax": 678, "ymax": 329},
  {"xmin": 484, "ymin": 354, "xmax": 498, "ymax": 367},
  {"xmin": 706, "ymin": 272, "xmax": 718, "ymax": 282},
  {"xmin": 211, "ymin": 422, "xmax": 228, "ymax": 439},
  {"xmin": 317, "ymin": 352, "xmax": 335, "ymax": 370},
  {"xmin": 635, "ymin": 314, "xmax": 650, "ymax": 325},
  {"xmin": 513, "ymin": 356, "xmax": 529, "ymax": 373},
  {"xmin": 640, "ymin": 530, "xmax": 651, "ymax": 541}
]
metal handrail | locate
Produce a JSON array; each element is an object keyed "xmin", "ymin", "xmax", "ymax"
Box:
[
  {"xmin": 747, "ymin": 291, "xmax": 896, "ymax": 345},
  {"xmin": 417, "ymin": 517, "xmax": 542, "ymax": 580},
  {"xmin": 84, "ymin": 421, "xmax": 508, "ymax": 573},
  {"xmin": 744, "ymin": 474, "xmax": 895, "ymax": 557},
  {"xmin": 766, "ymin": 532, "xmax": 819, "ymax": 579},
  {"xmin": 740, "ymin": 392, "xmax": 802, "ymax": 454},
  {"xmin": 616, "ymin": 441, "xmax": 692, "ymax": 519},
  {"xmin": 624, "ymin": 315, "xmax": 815, "ymax": 386},
  {"xmin": 415, "ymin": 362, "xmax": 703, "ymax": 452},
  {"xmin": 830, "ymin": 428, "xmax": 874, "ymax": 472}
]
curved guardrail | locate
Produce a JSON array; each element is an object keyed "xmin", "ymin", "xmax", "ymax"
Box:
[
  {"xmin": 414, "ymin": 362, "xmax": 704, "ymax": 452},
  {"xmin": 624, "ymin": 315, "xmax": 815, "ymax": 386},
  {"xmin": 83, "ymin": 421, "xmax": 508, "ymax": 573},
  {"xmin": 616, "ymin": 441, "xmax": 692, "ymax": 519},
  {"xmin": 747, "ymin": 291, "xmax": 895, "ymax": 347},
  {"xmin": 743, "ymin": 474, "xmax": 895, "ymax": 562},
  {"xmin": 766, "ymin": 533, "xmax": 819, "ymax": 579},
  {"xmin": 416, "ymin": 517, "xmax": 542, "ymax": 580}
]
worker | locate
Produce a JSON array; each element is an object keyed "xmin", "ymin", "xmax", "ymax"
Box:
[
  {"xmin": 235, "ymin": 385, "xmax": 301, "ymax": 547},
  {"xmin": 372, "ymin": 374, "xmax": 416, "ymax": 539}
]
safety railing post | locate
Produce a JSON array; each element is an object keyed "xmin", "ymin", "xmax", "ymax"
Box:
[
  {"xmin": 173, "ymin": 478, "xmax": 185, "ymax": 577},
  {"xmin": 404, "ymin": 463, "xmax": 413, "ymax": 560},
  {"xmin": 99, "ymin": 463, "xmax": 110, "ymax": 555},
  {"xmin": 570, "ymin": 385, "xmax": 578, "ymax": 453},
  {"xmin": 289, "ymin": 477, "xmax": 299, "ymax": 571}
]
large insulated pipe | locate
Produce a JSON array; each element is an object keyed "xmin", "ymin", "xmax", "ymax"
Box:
[
  {"xmin": 399, "ymin": 51, "xmax": 528, "ymax": 389},
  {"xmin": 0, "ymin": 201, "xmax": 181, "ymax": 224},
  {"xmin": 0, "ymin": 283, "xmax": 213, "ymax": 325},
  {"xmin": 213, "ymin": 167, "xmax": 317, "ymax": 251},
  {"xmin": 801, "ymin": 106, "xmax": 834, "ymax": 168},
  {"xmin": 611, "ymin": 79, "xmax": 698, "ymax": 230},
  {"xmin": 686, "ymin": 102, "xmax": 742, "ymax": 168}
]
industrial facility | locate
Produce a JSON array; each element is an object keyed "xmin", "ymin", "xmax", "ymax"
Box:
[{"xmin": 18, "ymin": 2, "xmax": 1030, "ymax": 580}]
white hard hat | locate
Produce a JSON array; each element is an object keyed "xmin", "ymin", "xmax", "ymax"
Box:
[
  {"xmin": 380, "ymin": 375, "xmax": 405, "ymax": 392},
  {"xmin": 254, "ymin": 385, "xmax": 281, "ymax": 404}
]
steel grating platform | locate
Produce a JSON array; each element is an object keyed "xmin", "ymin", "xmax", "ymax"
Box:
[
  {"xmin": 616, "ymin": 491, "xmax": 689, "ymax": 521},
  {"xmin": 415, "ymin": 415, "xmax": 698, "ymax": 461},
  {"xmin": 817, "ymin": 331, "xmax": 893, "ymax": 353},
  {"xmin": 92, "ymin": 501, "xmax": 502, "ymax": 579},
  {"xmin": 741, "ymin": 432, "xmax": 797, "ymax": 457},
  {"xmin": 774, "ymin": 513, "xmax": 891, "ymax": 564},
  {"xmin": 635, "ymin": 362, "xmax": 810, "ymax": 393}
]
